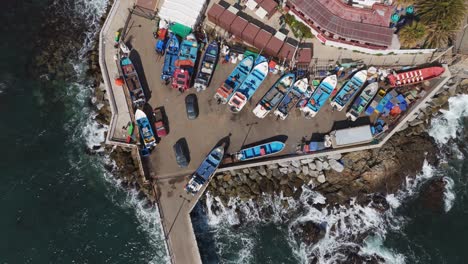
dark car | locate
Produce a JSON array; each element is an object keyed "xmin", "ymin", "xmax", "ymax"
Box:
[
  {"xmin": 173, "ymin": 138, "xmax": 190, "ymax": 168},
  {"xmin": 185, "ymin": 94, "xmax": 199, "ymax": 120}
]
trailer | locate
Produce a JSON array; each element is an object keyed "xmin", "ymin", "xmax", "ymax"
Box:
[{"xmin": 329, "ymin": 125, "xmax": 373, "ymax": 148}]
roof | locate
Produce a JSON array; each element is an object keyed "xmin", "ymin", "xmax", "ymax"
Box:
[
  {"xmin": 296, "ymin": 43, "xmax": 313, "ymax": 63},
  {"xmin": 258, "ymin": 0, "xmax": 277, "ymax": 16},
  {"xmin": 289, "ymin": 0, "xmax": 393, "ymax": 46},
  {"xmin": 254, "ymin": 29, "xmax": 273, "ymax": 50},
  {"xmin": 230, "ymin": 16, "xmax": 249, "ymax": 37},
  {"xmin": 278, "ymin": 40, "xmax": 295, "ymax": 60},
  {"xmin": 264, "ymin": 36, "xmax": 284, "ymax": 56},
  {"xmin": 241, "ymin": 23, "xmax": 261, "ymax": 44},
  {"xmin": 218, "ymin": 7, "xmax": 238, "ymax": 30},
  {"xmin": 136, "ymin": 0, "xmax": 157, "ymax": 10},
  {"xmin": 207, "ymin": 3, "xmax": 225, "ymax": 24},
  {"xmin": 158, "ymin": 0, "xmax": 206, "ymax": 28}
]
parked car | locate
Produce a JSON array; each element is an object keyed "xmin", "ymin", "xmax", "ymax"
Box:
[
  {"xmin": 185, "ymin": 94, "xmax": 199, "ymax": 120},
  {"xmin": 173, "ymin": 138, "xmax": 190, "ymax": 168},
  {"xmin": 153, "ymin": 108, "xmax": 167, "ymax": 137}
]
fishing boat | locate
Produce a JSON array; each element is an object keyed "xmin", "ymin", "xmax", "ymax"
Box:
[
  {"xmin": 235, "ymin": 141, "xmax": 285, "ymax": 161},
  {"xmin": 214, "ymin": 55, "xmax": 254, "ymax": 104},
  {"xmin": 274, "ymin": 77, "xmax": 309, "ymax": 120},
  {"xmin": 345, "ymin": 82, "xmax": 379, "ymax": 121},
  {"xmin": 185, "ymin": 145, "xmax": 224, "ymax": 195},
  {"xmin": 161, "ymin": 33, "xmax": 180, "ymax": 81},
  {"xmin": 228, "ymin": 57, "xmax": 269, "ymax": 113},
  {"xmin": 120, "ymin": 56, "xmax": 146, "ymax": 108},
  {"xmin": 388, "ymin": 66, "xmax": 445, "ymax": 87},
  {"xmin": 252, "ymin": 73, "xmax": 296, "ymax": 118},
  {"xmin": 194, "ymin": 40, "xmax": 219, "ymax": 92},
  {"xmin": 365, "ymin": 88, "xmax": 386, "ymax": 116},
  {"xmin": 301, "ymin": 75, "xmax": 338, "ymax": 118},
  {"xmin": 172, "ymin": 34, "xmax": 199, "ymax": 92},
  {"xmin": 135, "ymin": 109, "xmax": 156, "ymax": 149},
  {"xmin": 330, "ymin": 70, "xmax": 367, "ymax": 111}
]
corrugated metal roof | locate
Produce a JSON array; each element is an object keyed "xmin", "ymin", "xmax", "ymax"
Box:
[
  {"xmin": 289, "ymin": 0, "xmax": 393, "ymax": 46},
  {"xmin": 241, "ymin": 23, "xmax": 261, "ymax": 45},
  {"xmin": 218, "ymin": 7, "xmax": 238, "ymax": 30},
  {"xmin": 253, "ymin": 29, "xmax": 273, "ymax": 50},
  {"xmin": 264, "ymin": 36, "xmax": 284, "ymax": 56},
  {"xmin": 230, "ymin": 16, "xmax": 249, "ymax": 37},
  {"xmin": 207, "ymin": 4, "xmax": 225, "ymax": 24}
]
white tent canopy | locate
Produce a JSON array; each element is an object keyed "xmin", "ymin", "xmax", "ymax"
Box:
[{"xmin": 158, "ymin": 0, "xmax": 206, "ymax": 28}]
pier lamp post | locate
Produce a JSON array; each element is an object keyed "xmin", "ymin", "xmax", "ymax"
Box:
[{"xmin": 241, "ymin": 122, "xmax": 258, "ymax": 147}]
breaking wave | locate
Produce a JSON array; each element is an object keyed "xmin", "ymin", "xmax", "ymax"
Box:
[
  {"xmin": 429, "ymin": 94, "xmax": 468, "ymax": 145},
  {"xmin": 442, "ymin": 176, "xmax": 455, "ymax": 212}
]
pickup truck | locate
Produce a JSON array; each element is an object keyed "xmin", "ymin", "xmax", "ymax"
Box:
[{"xmin": 153, "ymin": 108, "xmax": 167, "ymax": 137}]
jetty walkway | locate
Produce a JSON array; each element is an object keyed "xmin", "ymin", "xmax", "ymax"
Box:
[{"xmin": 99, "ymin": 0, "xmax": 454, "ymax": 263}]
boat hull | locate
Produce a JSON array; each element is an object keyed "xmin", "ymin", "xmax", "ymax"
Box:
[
  {"xmin": 252, "ymin": 73, "xmax": 296, "ymax": 118},
  {"xmin": 274, "ymin": 77, "xmax": 308, "ymax": 120},
  {"xmin": 228, "ymin": 57, "xmax": 269, "ymax": 113},
  {"xmin": 345, "ymin": 82, "xmax": 379, "ymax": 121},
  {"xmin": 388, "ymin": 66, "xmax": 445, "ymax": 87},
  {"xmin": 135, "ymin": 109, "xmax": 156, "ymax": 149},
  {"xmin": 330, "ymin": 70, "xmax": 367, "ymax": 111},
  {"xmin": 173, "ymin": 34, "xmax": 198, "ymax": 90},
  {"xmin": 214, "ymin": 55, "xmax": 255, "ymax": 104},
  {"xmin": 236, "ymin": 141, "xmax": 285, "ymax": 161},
  {"xmin": 194, "ymin": 41, "xmax": 219, "ymax": 91},
  {"xmin": 301, "ymin": 75, "xmax": 338, "ymax": 117},
  {"xmin": 185, "ymin": 145, "xmax": 225, "ymax": 195},
  {"xmin": 161, "ymin": 33, "xmax": 180, "ymax": 81},
  {"xmin": 120, "ymin": 56, "xmax": 146, "ymax": 108}
]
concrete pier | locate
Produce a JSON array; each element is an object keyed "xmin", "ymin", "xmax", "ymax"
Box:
[{"xmin": 99, "ymin": 1, "xmax": 454, "ymax": 263}]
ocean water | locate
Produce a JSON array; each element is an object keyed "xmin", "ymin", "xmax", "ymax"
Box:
[
  {"xmin": 196, "ymin": 94, "xmax": 468, "ymax": 264},
  {"xmin": 0, "ymin": 1, "xmax": 167, "ymax": 263}
]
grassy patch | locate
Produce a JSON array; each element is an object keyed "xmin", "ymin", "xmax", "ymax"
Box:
[{"xmin": 284, "ymin": 14, "xmax": 313, "ymax": 39}]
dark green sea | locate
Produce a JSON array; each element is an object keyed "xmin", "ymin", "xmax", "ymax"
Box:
[
  {"xmin": 1, "ymin": 1, "xmax": 468, "ymax": 264},
  {"xmin": 0, "ymin": 1, "xmax": 167, "ymax": 263}
]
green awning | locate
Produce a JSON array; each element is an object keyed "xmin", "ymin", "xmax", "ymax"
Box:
[
  {"xmin": 170, "ymin": 23, "xmax": 192, "ymax": 38},
  {"xmin": 243, "ymin": 50, "xmax": 259, "ymax": 60}
]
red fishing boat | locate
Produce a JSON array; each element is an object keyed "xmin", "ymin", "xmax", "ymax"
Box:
[{"xmin": 388, "ymin": 66, "xmax": 445, "ymax": 87}]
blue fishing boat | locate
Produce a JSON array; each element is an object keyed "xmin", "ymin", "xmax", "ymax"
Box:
[
  {"xmin": 330, "ymin": 70, "xmax": 367, "ymax": 111},
  {"xmin": 185, "ymin": 145, "xmax": 225, "ymax": 195},
  {"xmin": 235, "ymin": 141, "xmax": 285, "ymax": 161},
  {"xmin": 346, "ymin": 82, "xmax": 379, "ymax": 121},
  {"xmin": 301, "ymin": 75, "xmax": 338, "ymax": 118},
  {"xmin": 228, "ymin": 56, "xmax": 269, "ymax": 113},
  {"xmin": 252, "ymin": 73, "xmax": 296, "ymax": 118},
  {"xmin": 273, "ymin": 77, "xmax": 309, "ymax": 120},
  {"xmin": 214, "ymin": 55, "xmax": 255, "ymax": 104},
  {"xmin": 161, "ymin": 33, "xmax": 180, "ymax": 81},
  {"xmin": 120, "ymin": 56, "xmax": 146, "ymax": 108},
  {"xmin": 172, "ymin": 34, "xmax": 199, "ymax": 91},
  {"xmin": 135, "ymin": 109, "xmax": 156, "ymax": 149},
  {"xmin": 194, "ymin": 40, "xmax": 219, "ymax": 92}
]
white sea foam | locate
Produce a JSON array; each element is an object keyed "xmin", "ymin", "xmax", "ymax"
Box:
[
  {"xmin": 429, "ymin": 94, "xmax": 468, "ymax": 145},
  {"xmin": 442, "ymin": 176, "xmax": 455, "ymax": 212}
]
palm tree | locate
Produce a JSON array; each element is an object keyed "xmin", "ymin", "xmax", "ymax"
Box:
[
  {"xmin": 399, "ymin": 22, "xmax": 427, "ymax": 48},
  {"xmin": 415, "ymin": 0, "xmax": 467, "ymax": 48}
]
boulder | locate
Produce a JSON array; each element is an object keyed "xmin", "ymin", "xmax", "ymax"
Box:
[
  {"xmin": 317, "ymin": 174, "xmax": 326, "ymax": 183},
  {"xmin": 223, "ymin": 174, "xmax": 232, "ymax": 181},
  {"xmin": 242, "ymin": 168, "xmax": 250, "ymax": 174},
  {"xmin": 267, "ymin": 163, "xmax": 278, "ymax": 170},
  {"xmin": 282, "ymin": 185, "xmax": 294, "ymax": 197},
  {"xmin": 278, "ymin": 162, "xmax": 290, "ymax": 168},
  {"xmin": 280, "ymin": 175, "xmax": 289, "ymax": 185},
  {"xmin": 315, "ymin": 160, "xmax": 323, "ymax": 171},
  {"xmin": 327, "ymin": 153, "xmax": 342, "ymax": 160},
  {"xmin": 308, "ymin": 170, "xmax": 319, "ymax": 178},
  {"xmin": 294, "ymin": 167, "xmax": 301, "ymax": 175},
  {"xmin": 329, "ymin": 159, "xmax": 345, "ymax": 172},
  {"xmin": 291, "ymin": 160, "xmax": 301, "ymax": 168},
  {"xmin": 279, "ymin": 167, "xmax": 288, "ymax": 174},
  {"xmin": 272, "ymin": 169, "xmax": 282, "ymax": 178},
  {"xmin": 258, "ymin": 166, "xmax": 267, "ymax": 176},
  {"xmin": 308, "ymin": 162, "xmax": 316, "ymax": 170},
  {"xmin": 302, "ymin": 165, "xmax": 309, "ymax": 175},
  {"xmin": 322, "ymin": 161, "xmax": 330, "ymax": 171},
  {"xmin": 300, "ymin": 159, "xmax": 310, "ymax": 165},
  {"xmin": 248, "ymin": 172, "xmax": 258, "ymax": 181}
]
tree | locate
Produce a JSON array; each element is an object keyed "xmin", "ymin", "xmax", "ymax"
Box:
[
  {"xmin": 415, "ymin": 0, "xmax": 467, "ymax": 48},
  {"xmin": 394, "ymin": 0, "xmax": 415, "ymax": 6},
  {"xmin": 399, "ymin": 22, "xmax": 427, "ymax": 48}
]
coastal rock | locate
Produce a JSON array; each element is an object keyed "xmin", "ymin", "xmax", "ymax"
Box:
[
  {"xmin": 223, "ymin": 174, "xmax": 231, "ymax": 182},
  {"xmin": 242, "ymin": 168, "xmax": 250, "ymax": 174},
  {"xmin": 267, "ymin": 163, "xmax": 278, "ymax": 170},
  {"xmin": 308, "ymin": 170, "xmax": 319, "ymax": 178},
  {"xmin": 315, "ymin": 160, "xmax": 323, "ymax": 171},
  {"xmin": 419, "ymin": 177, "xmax": 446, "ymax": 212},
  {"xmin": 308, "ymin": 162, "xmax": 316, "ymax": 171},
  {"xmin": 272, "ymin": 169, "xmax": 282, "ymax": 178},
  {"xmin": 280, "ymin": 175, "xmax": 289, "ymax": 185},
  {"xmin": 278, "ymin": 162, "xmax": 290, "ymax": 168},
  {"xmin": 292, "ymin": 221, "xmax": 325, "ymax": 246},
  {"xmin": 327, "ymin": 153, "xmax": 342, "ymax": 160},
  {"xmin": 302, "ymin": 166, "xmax": 309, "ymax": 175},
  {"xmin": 329, "ymin": 159, "xmax": 344, "ymax": 172},
  {"xmin": 291, "ymin": 160, "xmax": 301, "ymax": 168},
  {"xmin": 258, "ymin": 166, "xmax": 267, "ymax": 176},
  {"xmin": 279, "ymin": 167, "xmax": 288, "ymax": 174},
  {"xmin": 300, "ymin": 159, "xmax": 310, "ymax": 165},
  {"xmin": 322, "ymin": 161, "xmax": 330, "ymax": 171},
  {"xmin": 317, "ymin": 174, "xmax": 326, "ymax": 183}
]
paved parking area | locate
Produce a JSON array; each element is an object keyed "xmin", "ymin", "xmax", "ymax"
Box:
[{"xmin": 125, "ymin": 15, "xmax": 355, "ymax": 178}]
